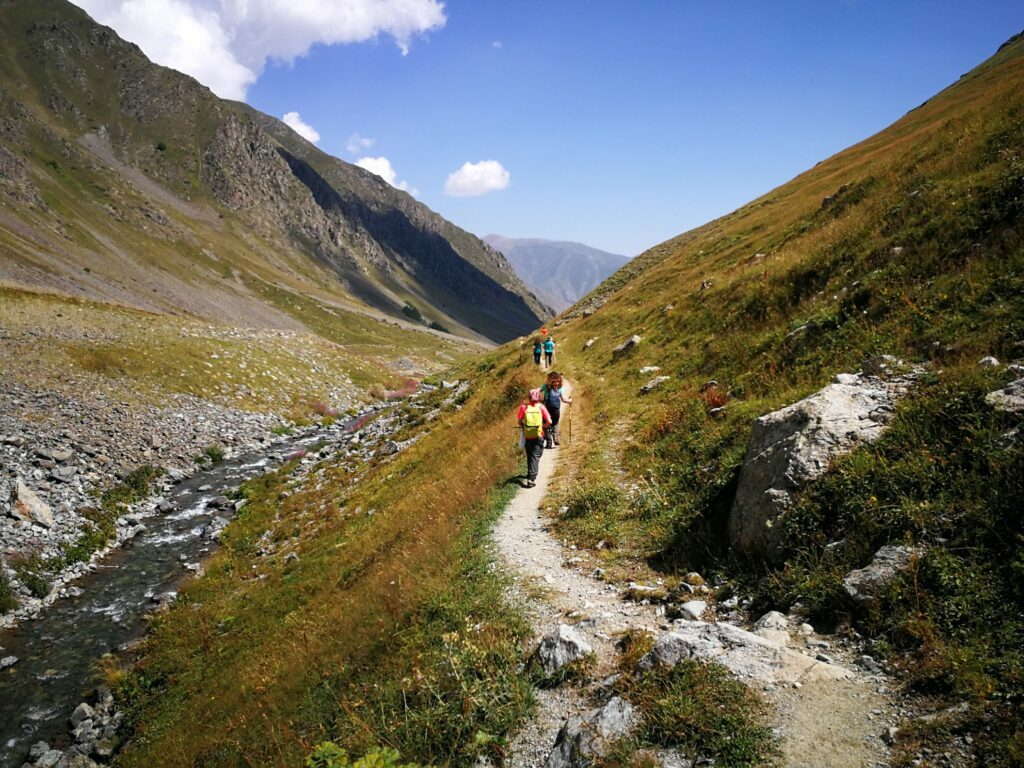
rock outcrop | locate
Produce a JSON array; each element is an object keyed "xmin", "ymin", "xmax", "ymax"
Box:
[
  {"xmin": 729, "ymin": 369, "xmax": 912, "ymax": 559},
  {"xmin": 536, "ymin": 624, "xmax": 593, "ymax": 675},
  {"xmin": 986, "ymin": 377, "xmax": 1024, "ymax": 415},
  {"xmin": 843, "ymin": 545, "xmax": 923, "ymax": 605},
  {"xmin": 638, "ymin": 621, "xmax": 852, "ymax": 684},
  {"xmin": 546, "ymin": 697, "xmax": 636, "ymax": 768}
]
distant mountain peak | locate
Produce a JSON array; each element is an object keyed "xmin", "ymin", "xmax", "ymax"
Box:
[{"xmin": 483, "ymin": 235, "xmax": 628, "ymax": 313}]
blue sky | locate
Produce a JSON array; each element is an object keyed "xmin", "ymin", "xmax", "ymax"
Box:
[{"xmin": 73, "ymin": 1, "xmax": 1024, "ymax": 256}]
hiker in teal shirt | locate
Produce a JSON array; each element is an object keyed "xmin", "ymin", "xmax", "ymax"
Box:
[{"xmin": 543, "ymin": 337, "xmax": 555, "ymax": 367}]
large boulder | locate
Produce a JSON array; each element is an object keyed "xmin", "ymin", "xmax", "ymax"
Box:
[
  {"xmin": 729, "ymin": 372, "xmax": 908, "ymax": 559},
  {"xmin": 843, "ymin": 545, "xmax": 922, "ymax": 605},
  {"xmin": 546, "ymin": 697, "xmax": 637, "ymax": 768},
  {"xmin": 637, "ymin": 621, "xmax": 851, "ymax": 685},
  {"xmin": 9, "ymin": 478, "xmax": 54, "ymax": 528},
  {"xmin": 536, "ymin": 624, "xmax": 593, "ymax": 675}
]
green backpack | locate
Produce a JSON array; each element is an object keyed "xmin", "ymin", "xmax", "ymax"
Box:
[{"xmin": 523, "ymin": 404, "xmax": 544, "ymax": 439}]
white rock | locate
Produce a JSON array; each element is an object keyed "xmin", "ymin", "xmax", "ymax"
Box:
[
  {"xmin": 638, "ymin": 621, "xmax": 852, "ymax": 684},
  {"xmin": 537, "ymin": 624, "xmax": 593, "ymax": 675},
  {"xmin": 979, "ymin": 356, "xmax": 1001, "ymax": 367},
  {"xmin": 729, "ymin": 375, "xmax": 907, "ymax": 559},
  {"xmin": 9, "ymin": 478, "xmax": 54, "ymax": 528},
  {"xmin": 640, "ymin": 376, "xmax": 671, "ymax": 394},
  {"xmin": 678, "ymin": 600, "xmax": 707, "ymax": 621},
  {"xmin": 843, "ymin": 545, "xmax": 922, "ymax": 605},
  {"xmin": 986, "ymin": 378, "xmax": 1024, "ymax": 415},
  {"xmin": 546, "ymin": 696, "xmax": 637, "ymax": 768}
]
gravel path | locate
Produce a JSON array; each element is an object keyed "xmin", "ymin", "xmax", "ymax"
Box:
[{"xmin": 492, "ymin": 380, "xmax": 895, "ymax": 768}]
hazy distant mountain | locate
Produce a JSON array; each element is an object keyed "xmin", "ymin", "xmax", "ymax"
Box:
[{"xmin": 483, "ymin": 236, "xmax": 629, "ymax": 312}]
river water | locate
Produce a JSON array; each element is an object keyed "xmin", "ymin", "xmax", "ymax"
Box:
[{"xmin": 0, "ymin": 415, "xmax": 369, "ymax": 767}]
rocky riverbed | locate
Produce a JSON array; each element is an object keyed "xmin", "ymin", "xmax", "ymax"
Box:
[
  {"xmin": 0, "ymin": 379, "xmax": 299, "ymax": 623},
  {"xmin": 0, "ymin": 379, "xmax": 465, "ymax": 768}
]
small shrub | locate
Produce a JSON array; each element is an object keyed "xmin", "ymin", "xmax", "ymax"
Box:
[
  {"xmin": 428, "ymin": 321, "xmax": 450, "ymax": 333},
  {"xmin": 401, "ymin": 303, "xmax": 424, "ymax": 323},
  {"xmin": 201, "ymin": 445, "xmax": 225, "ymax": 464},
  {"xmin": 11, "ymin": 554, "xmax": 51, "ymax": 599},
  {"xmin": 155, "ymin": 141, "xmax": 167, "ymax": 152},
  {"xmin": 0, "ymin": 569, "xmax": 16, "ymax": 613},
  {"xmin": 700, "ymin": 385, "xmax": 729, "ymax": 410},
  {"xmin": 312, "ymin": 401, "xmax": 339, "ymax": 418},
  {"xmin": 307, "ymin": 745, "xmax": 423, "ymax": 768}
]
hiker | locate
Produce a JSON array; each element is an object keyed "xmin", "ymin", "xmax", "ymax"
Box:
[
  {"xmin": 517, "ymin": 388, "xmax": 552, "ymax": 488},
  {"xmin": 541, "ymin": 371, "xmax": 572, "ymax": 448},
  {"xmin": 544, "ymin": 336, "xmax": 555, "ymax": 367},
  {"xmin": 533, "ymin": 338, "xmax": 543, "ymax": 366}
]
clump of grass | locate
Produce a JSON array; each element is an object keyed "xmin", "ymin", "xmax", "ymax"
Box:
[
  {"xmin": 307, "ymin": 744, "xmax": 423, "ymax": 768},
  {"xmin": 11, "ymin": 553, "xmax": 51, "ymax": 599},
  {"xmin": 196, "ymin": 444, "xmax": 224, "ymax": 464},
  {"xmin": 615, "ymin": 661, "xmax": 780, "ymax": 768},
  {"xmin": 0, "ymin": 569, "xmax": 16, "ymax": 612}
]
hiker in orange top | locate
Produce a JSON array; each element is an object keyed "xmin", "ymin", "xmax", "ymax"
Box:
[{"xmin": 517, "ymin": 388, "xmax": 552, "ymax": 488}]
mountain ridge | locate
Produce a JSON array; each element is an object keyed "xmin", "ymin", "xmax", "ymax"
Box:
[{"xmin": 0, "ymin": 0, "xmax": 550, "ymax": 343}]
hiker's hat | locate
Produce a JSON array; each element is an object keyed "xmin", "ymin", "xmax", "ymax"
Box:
[{"xmin": 529, "ymin": 388, "xmax": 542, "ymax": 402}]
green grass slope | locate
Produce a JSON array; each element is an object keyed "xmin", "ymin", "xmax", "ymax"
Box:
[
  {"xmin": 0, "ymin": 0, "xmax": 547, "ymax": 343},
  {"xmin": 540, "ymin": 31, "xmax": 1024, "ymax": 766}
]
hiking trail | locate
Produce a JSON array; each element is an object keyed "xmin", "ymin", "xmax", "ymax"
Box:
[{"xmin": 492, "ymin": 379, "xmax": 897, "ymax": 768}]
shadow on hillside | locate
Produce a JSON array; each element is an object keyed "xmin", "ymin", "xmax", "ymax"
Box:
[
  {"xmin": 277, "ymin": 148, "xmax": 543, "ymax": 342},
  {"xmin": 649, "ymin": 468, "xmax": 741, "ymax": 574}
]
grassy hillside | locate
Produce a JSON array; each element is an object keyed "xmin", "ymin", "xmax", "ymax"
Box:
[
  {"xmin": 112, "ymin": 29, "xmax": 1022, "ymax": 768},
  {"xmin": 539, "ymin": 30, "xmax": 1024, "ymax": 767},
  {"xmin": 0, "ymin": 0, "xmax": 548, "ymax": 344}
]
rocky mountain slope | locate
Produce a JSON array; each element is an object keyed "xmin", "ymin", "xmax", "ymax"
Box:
[
  {"xmin": 484, "ymin": 234, "xmax": 628, "ymax": 312},
  {"xmin": 0, "ymin": 0, "xmax": 549, "ymax": 343}
]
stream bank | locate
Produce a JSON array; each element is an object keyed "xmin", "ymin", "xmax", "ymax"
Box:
[{"xmin": 0, "ymin": 399, "xmax": 408, "ymax": 768}]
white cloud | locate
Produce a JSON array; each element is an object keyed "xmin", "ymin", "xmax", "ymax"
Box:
[
  {"xmin": 345, "ymin": 133, "xmax": 376, "ymax": 155},
  {"xmin": 69, "ymin": 0, "xmax": 447, "ymax": 99},
  {"xmin": 355, "ymin": 156, "xmax": 416, "ymax": 195},
  {"xmin": 282, "ymin": 111, "xmax": 320, "ymax": 143},
  {"xmin": 491, "ymin": 40, "xmax": 503, "ymax": 48},
  {"xmin": 444, "ymin": 160, "xmax": 510, "ymax": 197}
]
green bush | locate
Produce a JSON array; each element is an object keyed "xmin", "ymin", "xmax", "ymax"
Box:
[
  {"xmin": 307, "ymin": 745, "xmax": 422, "ymax": 768},
  {"xmin": 401, "ymin": 303, "xmax": 424, "ymax": 323},
  {"xmin": 200, "ymin": 445, "xmax": 225, "ymax": 464}
]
